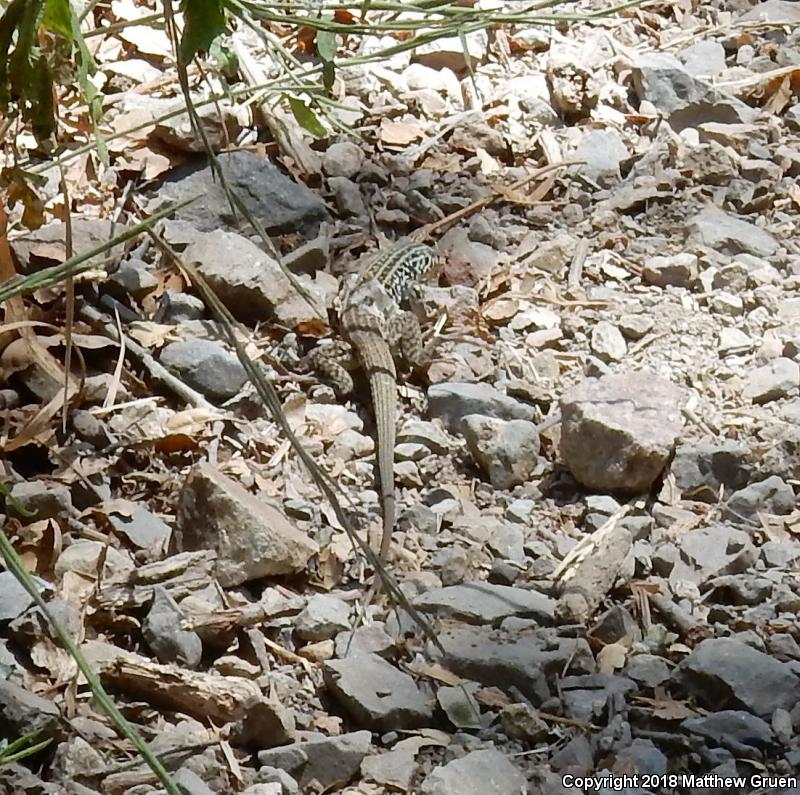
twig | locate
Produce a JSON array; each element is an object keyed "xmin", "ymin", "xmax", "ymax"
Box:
[{"xmin": 79, "ymin": 304, "xmax": 215, "ymax": 412}]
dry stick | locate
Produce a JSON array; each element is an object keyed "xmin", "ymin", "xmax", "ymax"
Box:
[
  {"xmin": 411, "ymin": 159, "xmax": 585, "ymax": 243},
  {"xmin": 79, "ymin": 304, "xmax": 215, "ymax": 411},
  {"xmin": 146, "ymin": 229, "xmax": 445, "ymax": 654}
]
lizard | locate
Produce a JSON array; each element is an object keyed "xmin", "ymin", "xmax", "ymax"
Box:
[
  {"xmin": 300, "ymin": 241, "xmax": 438, "ymax": 565},
  {"xmin": 300, "ymin": 161, "xmax": 579, "ymax": 573}
]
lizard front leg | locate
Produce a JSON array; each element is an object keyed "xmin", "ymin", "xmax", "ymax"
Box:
[{"xmin": 385, "ymin": 310, "xmax": 433, "ymax": 371}]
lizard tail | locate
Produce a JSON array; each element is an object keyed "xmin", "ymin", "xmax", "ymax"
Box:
[{"xmin": 367, "ymin": 369, "xmax": 397, "ymax": 561}]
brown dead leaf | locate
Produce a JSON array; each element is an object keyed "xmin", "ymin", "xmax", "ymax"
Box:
[
  {"xmin": 380, "ymin": 118, "xmax": 427, "ymax": 146},
  {"xmin": 474, "ymin": 687, "xmax": 512, "ymax": 708},
  {"xmin": 597, "ymin": 641, "xmax": 628, "ymax": 673},
  {"xmin": 415, "ymin": 661, "xmax": 466, "ymax": 686},
  {"xmin": 764, "ymin": 73, "xmax": 795, "ymax": 115}
]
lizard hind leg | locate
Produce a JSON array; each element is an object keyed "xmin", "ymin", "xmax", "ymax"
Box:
[{"xmin": 300, "ymin": 341, "xmax": 357, "ymax": 396}]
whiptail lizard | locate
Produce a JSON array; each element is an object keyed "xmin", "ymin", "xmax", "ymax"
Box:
[
  {"xmin": 300, "ymin": 161, "xmax": 580, "ymax": 577},
  {"xmin": 301, "ymin": 241, "xmax": 438, "ymax": 566}
]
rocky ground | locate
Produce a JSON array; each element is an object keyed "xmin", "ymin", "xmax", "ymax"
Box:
[{"xmin": 2, "ymin": 0, "xmax": 800, "ymax": 793}]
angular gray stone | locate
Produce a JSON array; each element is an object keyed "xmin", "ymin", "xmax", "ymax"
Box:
[
  {"xmin": 142, "ymin": 586, "xmax": 202, "ymax": 667},
  {"xmin": 160, "ymin": 339, "xmax": 247, "ymax": 401},
  {"xmin": 156, "ymin": 151, "xmax": 329, "ymax": 237},
  {"xmin": 0, "ymin": 680, "xmax": 61, "ymax": 739},
  {"xmin": 460, "ymin": 415, "xmax": 540, "ymax": 489},
  {"xmin": 687, "ymin": 206, "xmax": 778, "ymax": 258},
  {"xmin": 724, "ymin": 476, "xmax": 795, "ymax": 523},
  {"xmin": 679, "ymin": 40, "xmax": 727, "ymax": 77},
  {"xmin": 670, "ymin": 441, "xmax": 751, "ymax": 501},
  {"xmin": 421, "ymin": 748, "xmax": 525, "ymax": 795},
  {"xmin": 8, "ymin": 481, "xmax": 73, "ymax": 523},
  {"xmin": 323, "ymin": 653, "xmax": 433, "ymax": 731},
  {"xmin": 434, "ymin": 625, "xmax": 594, "ymax": 704},
  {"xmin": 673, "ymin": 638, "xmax": 800, "ymax": 717},
  {"xmin": 428, "ymin": 383, "xmax": 535, "ymax": 432},
  {"xmin": 682, "ymin": 710, "xmax": 774, "ymax": 754},
  {"xmin": 0, "ymin": 571, "xmax": 49, "ymax": 621},
  {"xmin": 633, "ymin": 51, "xmax": 760, "ymax": 131},
  {"xmin": 643, "ymin": 253, "xmax": 698, "ymax": 289},
  {"xmin": 295, "ymin": 594, "xmax": 351, "ymax": 642},
  {"xmin": 414, "ymin": 582, "xmax": 554, "ymax": 625},
  {"xmin": 174, "ymin": 462, "xmax": 318, "ymax": 586},
  {"xmin": 560, "ymin": 370, "xmax": 685, "ymax": 492},
  {"xmin": 742, "ymin": 358, "xmax": 799, "ymax": 403},
  {"xmin": 181, "ymin": 230, "xmax": 321, "ymax": 326}
]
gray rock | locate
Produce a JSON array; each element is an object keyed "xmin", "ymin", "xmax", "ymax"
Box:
[
  {"xmin": 632, "ymin": 51, "xmax": 760, "ymax": 131},
  {"xmin": 673, "ymin": 638, "xmax": 800, "ymax": 717},
  {"xmin": 142, "ymin": 586, "xmax": 202, "ymax": 667},
  {"xmin": 420, "ymin": 748, "xmax": 525, "ymax": 795},
  {"xmin": 295, "ymin": 594, "xmax": 351, "ymax": 642},
  {"xmin": 153, "ymin": 289, "xmax": 206, "ymax": 323},
  {"xmin": 499, "ymin": 703, "xmax": 549, "ymax": 743},
  {"xmin": 624, "ymin": 654, "xmax": 671, "ymax": 688},
  {"xmin": 562, "ymin": 673, "xmax": 638, "ymax": 722},
  {"xmin": 670, "ymin": 441, "xmax": 751, "ymax": 501},
  {"xmin": 740, "ymin": 0, "xmax": 800, "ymax": 23},
  {"xmin": 8, "ymin": 481, "xmax": 73, "ymax": 523},
  {"xmin": 334, "ymin": 623, "xmax": 395, "ymax": 658},
  {"xmin": 0, "ymin": 680, "xmax": 61, "ymax": 739},
  {"xmin": 437, "ymin": 683, "xmax": 481, "ymax": 729},
  {"xmin": 0, "ymin": 570, "xmax": 49, "ymax": 622},
  {"xmin": 323, "ymin": 653, "xmax": 433, "ymax": 730},
  {"xmin": 71, "ymin": 410, "xmax": 111, "ymax": 448},
  {"xmin": 414, "ymin": 582, "xmax": 554, "ymax": 625},
  {"xmin": 724, "ymin": 476, "xmax": 795, "ymax": 523},
  {"xmin": 108, "ymin": 257, "xmax": 158, "ymax": 299},
  {"xmin": 612, "ymin": 738, "xmax": 667, "ymax": 776},
  {"xmin": 679, "ymin": 40, "xmax": 727, "ymax": 77},
  {"xmin": 573, "ymin": 129, "xmax": 629, "ymax": 187},
  {"xmin": 107, "ymin": 502, "xmax": 172, "ymax": 549},
  {"xmin": 0, "ymin": 762, "xmax": 58, "ymax": 795},
  {"xmin": 160, "ymin": 339, "xmax": 247, "ymax": 401},
  {"xmin": 742, "ymin": 358, "xmax": 800, "ymax": 403},
  {"xmin": 618, "ymin": 314, "xmax": 654, "ymax": 340},
  {"xmin": 10, "ymin": 219, "xmax": 128, "ymax": 274},
  {"xmin": 682, "ymin": 710, "xmax": 774, "ymax": 755},
  {"xmin": 560, "ymin": 370, "xmax": 685, "ymax": 492},
  {"xmin": 718, "ymin": 327, "xmax": 753, "ymax": 356},
  {"xmin": 643, "ymin": 253, "xmax": 698, "ymax": 289},
  {"xmin": 322, "ymin": 142, "xmax": 364, "ymax": 178},
  {"xmin": 760, "ymin": 541, "xmax": 800, "ymax": 568},
  {"xmin": 328, "ymin": 176, "xmax": 366, "ymax": 216},
  {"xmin": 590, "ymin": 321, "xmax": 627, "ymax": 362},
  {"xmin": 653, "ymin": 523, "xmax": 755, "ymax": 583},
  {"xmin": 182, "ymin": 230, "xmax": 320, "ymax": 326},
  {"xmin": 155, "ymin": 151, "xmax": 329, "ymax": 237},
  {"xmin": 174, "ymin": 462, "xmax": 318, "ymax": 587},
  {"xmin": 434, "ymin": 625, "xmax": 594, "ymax": 704},
  {"xmin": 258, "ymin": 731, "xmax": 372, "ymax": 792},
  {"xmin": 229, "ymin": 697, "xmax": 295, "ymax": 749},
  {"xmin": 550, "ymin": 733, "xmax": 593, "ymax": 771},
  {"xmin": 428, "ymin": 383, "xmax": 535, "ymax": 432},
  {"xmin": 460, "ymin": 415, "xmax": 540, "ymax": 489},
  {"xmin": 172, "ymin": 768, "xmax": 216, "ymax": 795},
  {"xmin": 687, "ymin": 206, "xmax": 778, "ymax": 258},
  {"xmin": 254, "ymin": 766, "xmax": 298, "ymax": 795},
  {"xmin": 487, "ymin": 524, "xmax": 526, "ymax": 563}
]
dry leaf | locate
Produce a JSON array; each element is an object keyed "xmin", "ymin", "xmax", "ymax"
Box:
[
  {"xmin": 380, "ymin": 118, "xmax": 427, "ymax": 146},
  {"xmin": 597, "ymin": 642, "xmax": 628, "ymax": 673}
]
